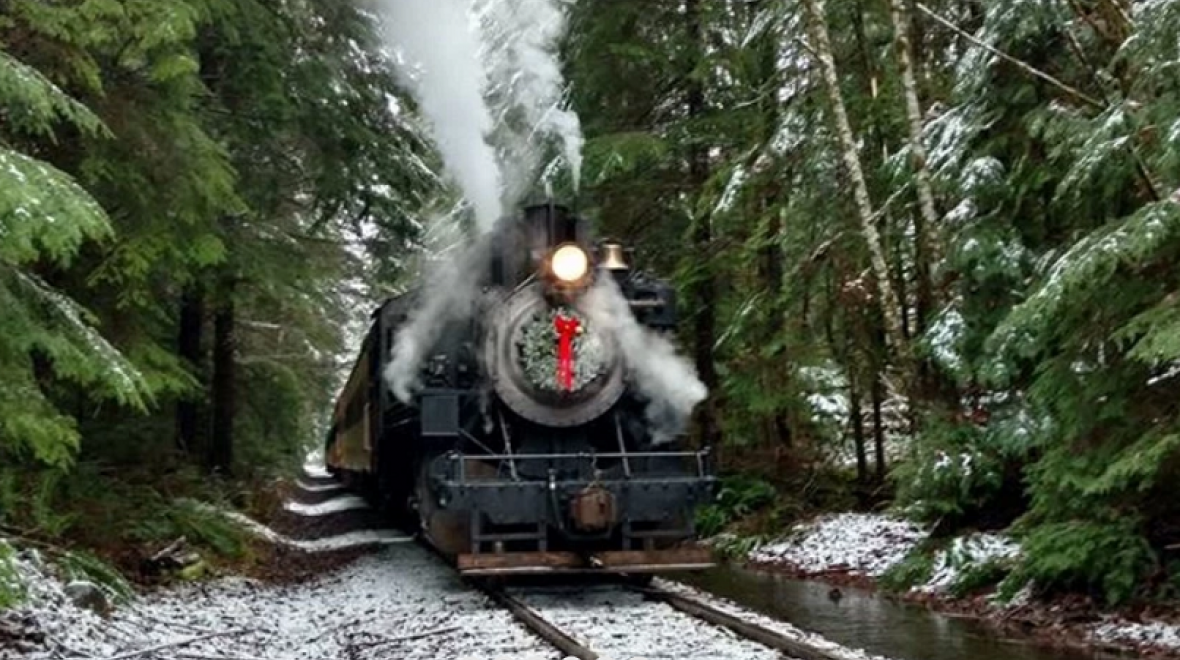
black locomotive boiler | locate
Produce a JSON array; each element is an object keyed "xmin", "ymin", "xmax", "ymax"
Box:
[{"xmin": 325, "ymin": 203, "xmax": 717, "ymax": 576}]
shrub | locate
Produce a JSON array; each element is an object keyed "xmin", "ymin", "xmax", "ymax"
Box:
[
  {"xmin": 695, "ymin": 474, "xmax": 778, "ymax": 538},
  {"xmin": 949, "ymin": 558, "xmax": 1012, "ymax": 598},
  {"xmin": 1017, "ymin": 520, "xmax": 1154, "ymax": 605},
  {"xmin": 58, "ymin": 550, "xmax": 132, "ymax": 603},
  {"xmin": 0, "ymin": 541, "xmax": 23, "ymax": 609}
]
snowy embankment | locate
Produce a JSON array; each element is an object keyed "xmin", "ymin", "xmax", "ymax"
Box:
[
  {"xmin": 2, "ymin": 544, "xmax": 559, "ymax": 660},
  {"xmin": 750, "ymin": 513, "xmax": 926, "ymax": 578},
  {"xmin": 216, "ymin": 508, "xmax": 411, "ymax": 552},
  {"xmin": 744, "ymin": 512, "xmax": 1180, "ymax": 655},
  {"xmin": 1, "ymin": 465, "xmax": 559, "ymax": 659}
]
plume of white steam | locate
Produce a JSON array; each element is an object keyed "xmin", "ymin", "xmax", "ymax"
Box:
[
  {"xmin": 384, "ymin": 237, "xmax": 488, "ymax": 403},
  {"xmin": 377, "ymin": 0, "xmax": 586, "ymax": 402},
  {"xmin": 376, "ymin": 0, "xmax": 504, "ymax": 231},
  {"xmin": 477, "ymin": 0, "xmax": 584, "ymax": 198},
  {"xmin": 581, "ymin": 276, "xmax": 708, "ymax": 443}
]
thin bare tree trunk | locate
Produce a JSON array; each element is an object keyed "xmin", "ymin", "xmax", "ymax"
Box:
[
  {"xmin": 889, "ymin": 0, "xmax": 939, "ymax": 335},
  {"xmin": 802, "ymin": 0, "xmax": 914, "ymax": 386}
]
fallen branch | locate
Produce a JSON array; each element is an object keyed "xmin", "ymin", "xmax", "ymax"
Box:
[
  {"xmin": 302, "ymin": 618, "xmax": 369, "ymax": 645},
  {"xmin": 133, "ymin": 611, "xmax": 221, "ymax": 635},
  {"xmin": 176, "ymin": 653, "xmax": 274, "ymax": 660},
  {"xmin": 95, "ymin": 629, "xmax": 253, "ymax": 660},
  {"xmin": 48, "ymin": 636, "xmax": 95, "ymax": 659},
  {"xmin": 358, "ymin": 625, "xmax": 461, "ymax": 649}
]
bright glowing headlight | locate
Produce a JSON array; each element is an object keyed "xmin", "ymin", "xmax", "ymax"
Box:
[{"xmin": 550, "ymin": 244, "xmax": 589, "ymax": 283}]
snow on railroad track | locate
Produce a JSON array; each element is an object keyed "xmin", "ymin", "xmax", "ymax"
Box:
[
  {"xmin": 294, "ymin": 478, "xmax": 346, "ymax": 493},
  {"xmin": 216, "ymin": 508, "xmax": 413, "ymax": 552},
  {"xmin": 283, "ymin": 494, "xmax": 370, "ymax": 516},
  {"xmin": 508, "ymin": 584, "xmax": 785, "ymax": 660}
]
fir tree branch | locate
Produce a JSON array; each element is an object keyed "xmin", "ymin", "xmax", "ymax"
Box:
[{"xmin": 915, "ymin": 3, "xmax": 1104, "ymax": 110}]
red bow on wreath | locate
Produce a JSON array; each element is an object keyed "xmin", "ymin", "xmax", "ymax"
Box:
[{"xmin": 553, "ymin": 314, "xmax": 581, "ymax": 391}]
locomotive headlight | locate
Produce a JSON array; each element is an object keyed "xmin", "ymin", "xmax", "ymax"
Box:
[{"xmin": 549, "ymin": 243, "xmax": 590, "ymax": 283}]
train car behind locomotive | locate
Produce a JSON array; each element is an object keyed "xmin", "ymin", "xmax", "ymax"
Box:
[{"xmin": 325, "ymin": 203, "xmax": 717, "ymax": 576}]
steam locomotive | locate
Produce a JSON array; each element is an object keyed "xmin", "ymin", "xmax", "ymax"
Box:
[{"xmin": 324, "ymin": 203, "xmax": 717, "ymax": 577}]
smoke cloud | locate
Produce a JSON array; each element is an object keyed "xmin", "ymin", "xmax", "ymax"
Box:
[
  {"xmin": 376, "ymin": 0, "xmax": 503, "ymax": 230},
  {"xmin": 384, "ymin": 235, "xmax": 489, "ymax": 403},
  {"xmin": 377, "ymin": 0, "xmax": 587, "ymax": 401},
  {"xmin": 477, "ymin": 0, "xmax": 585, "ymax": 198},
  {"xmin": 580, "ymin": 276, "xmax": 707, "ymax": 443}
]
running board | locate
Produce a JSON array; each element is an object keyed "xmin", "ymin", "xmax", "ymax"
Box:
[{"xmin": 457, "ymin": 548, "xmax": 715, "ymax": 576}]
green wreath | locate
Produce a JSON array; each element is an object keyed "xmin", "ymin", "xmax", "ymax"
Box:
[{"xmin": 518, "ymin": 307, "xmax": 608, "ymax": 393}]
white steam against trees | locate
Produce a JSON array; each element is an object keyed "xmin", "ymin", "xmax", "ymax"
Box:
[
  {"xmin": 376, "ymin": 0, "xmax": 503, "ymax": 231},
  {"xmin": 385, "ymin": 239, "xmax": 487, "ymax": 403},
  {"xmin": 378, "ymin": 0, "xmax": 586, "ymax": 402},
  {"xmin": 581, "ymin": 277, "xmax": 707, "ymax": 443},
  {"xmin": 477, "ymin": 0, "xmax": 585, "ymax": 199}
]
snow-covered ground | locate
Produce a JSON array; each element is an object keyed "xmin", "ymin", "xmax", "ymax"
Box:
[
  {"xmin": 4, "ymin": 544, "xmax": 560, "ymax": 660},
  {"xmin": 295, "ymin": 478, "xmax": 346, "ymax": 493},
  {"xmin": 1092, "ymin": 619, "xmax": 1180, "ymax": 652},
  {"xmin": 917, "ymin": 532, "xmax": 1019, "ymax": 595},
  {"xmin": 0, "ymin": 471, "xmax": 901, "ymax": 660},
  {"xmin": 217, "ymin": 508, "xmax": 413, "ymax": 552},
  {"xmin": 2, "ymin": 472, "xmax": 556, "ymax": 660},
  {"xmin": 749, "ymin": 513, "xmax": 926, "ymax": 578}
]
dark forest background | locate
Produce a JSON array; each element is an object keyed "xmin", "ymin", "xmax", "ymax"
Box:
[{"xmin": 4, "ymin": 0, "xmax": 1180, "ymax": 607}]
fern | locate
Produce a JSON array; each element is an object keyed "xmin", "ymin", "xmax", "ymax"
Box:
[
  {"xmin": 0, "ymin": 541, "xmax": 24, "ymax": 609},
  {"xmin": 58, "ymin": 550, "xmax": 132, "ymax": 604}
]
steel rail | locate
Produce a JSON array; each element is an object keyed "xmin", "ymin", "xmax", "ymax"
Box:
[
  {"xmin": 472, "ymin": 580, "xmax": 599, "ymax": 660},
  {"xmin": 633, "ymin": 583, "xmax": 843, "ymax": 660}
]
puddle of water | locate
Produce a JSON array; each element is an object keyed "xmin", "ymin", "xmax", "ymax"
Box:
[{"xmin": 679, "ymin": 564, "xmax": 1122, "ymax": 660}]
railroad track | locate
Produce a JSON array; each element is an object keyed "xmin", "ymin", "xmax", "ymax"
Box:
[
  {"xmin": 473, "ymin": 578, "xmax": 850, "ymax": 660},
  {"xmin": 303, "ymin": 469, "xmax": 856, "ymax": 660}
]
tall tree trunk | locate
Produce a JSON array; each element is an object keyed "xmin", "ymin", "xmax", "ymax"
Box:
[
  {"xmin": 761, "ymin": 209, "xmax": 792, "ymax": 449},
  {"xmin": 208, "ymin": 280, "xmax": 236, "ymax": 475},
  {"xmin": 685, "ymin": 0, "xmax": 719, "ymax": 449},
  {"xmin": 754, "ymin": 2, "xmax": 791, "ymax": 450},
  {"xmin": 871, "ymin": 373, "xmax": 887, "ymax": 482},
  {"xmin": 888, "ymin": 0, "xmax": 939, "ymax": 336},
  {"xmin": 851, "ymin": 371, "xmax": 868, "ymax": 487},
  {"xmin": 176, "ymin": 284, "xmax": 205, "ymax": 455},
  {"xmin": 802, "ymin": 0, "xmax": 914, "ymax": 393}
]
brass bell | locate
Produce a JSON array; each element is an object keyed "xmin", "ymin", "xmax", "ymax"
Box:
[{"xmin": 598, "ymin": 241, "xmax": 629, "ymax": 271}]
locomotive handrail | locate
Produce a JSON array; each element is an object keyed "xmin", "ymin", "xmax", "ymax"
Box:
[{"xmin": 446, "ymin": 449, "xmax": 712, "ymax": 480}]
